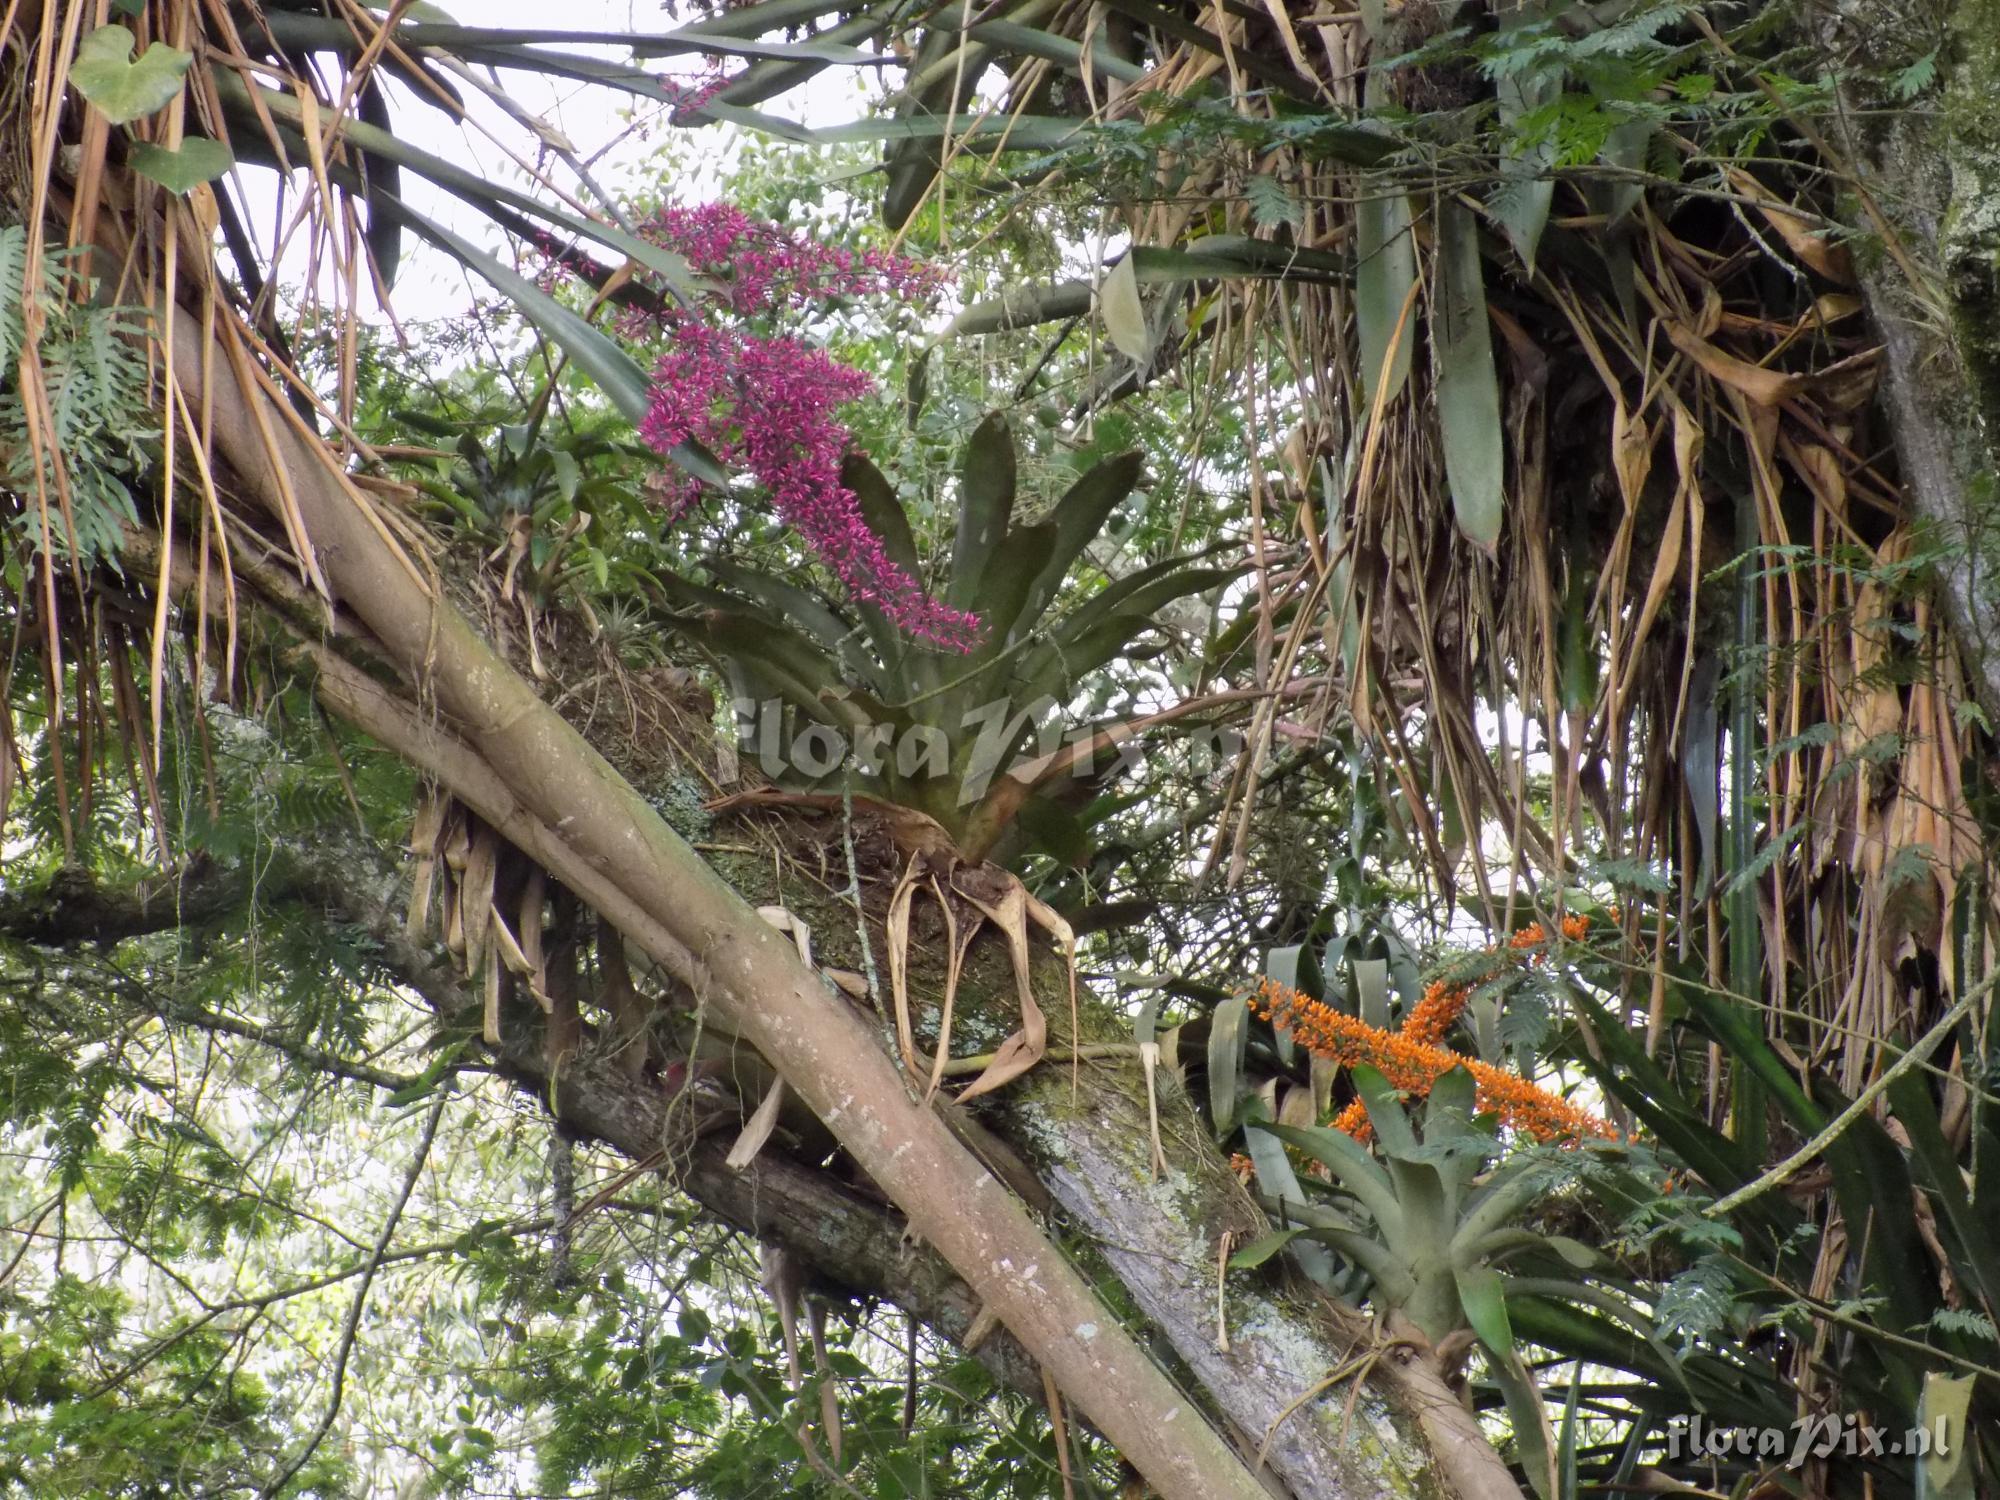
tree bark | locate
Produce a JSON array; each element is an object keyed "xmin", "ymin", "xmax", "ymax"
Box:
[{"xmin": 1827, "ymin": 0, "xmax": 2000, "ymax": 716}]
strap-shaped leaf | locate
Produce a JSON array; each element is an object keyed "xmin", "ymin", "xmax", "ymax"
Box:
[
  {"xmin": 948, "ymin": 413, "xmax": 1016, "ymax": 609},
  {"xmin": 972, "ymin": 519, "xmax": 1060, "ymax": 650},
  {"xmin": 1207, "ymin": 993, "xmax": 1249, "ymax": 1136},
  {"xmin": 1887, "ymin": 1069, "xmax": 2000, "ymax": 1356},
  {"xmin": 840, "ymin": 452, "xmax": 921, "ymax": 579},
  {"xmin": 968, "ymin": 20, "xmax": 1147, "ymax": 84},
  {"xmin": 259, "ymin": 10, "xmax": 874, "ymax": 66},
  {"xmin": 697, "ymin": 105, "xmax": 1091, "ymax": 152},
  {"xmin": 1433, "ymin": 197, "xmax": 1504, "ymax": 550},
  {"xmin": 1484, "ymin": 1341, "xmax": 1557, "ymax": 1500},
  {"xmin": 705, "ymin": 559, "xmax": 860, "ymax": 663},
  {"xmin": 1256, "ymin": 1122, "xmax": 1403, "ymax": 1242},
  {"xmin": 1238, "ymin": 1130, "xmax": 1344, "ymax": 1288},
  {"xmin": 1349, "ymin": 1063, "xmax": 1418, "ymax": 1157},
  {"xmin": 1455, "ymin": 1263, "xmax": 1515, "ymax": 1358},
  {"xmin": 1022, "ymin": 611, "xmax": 1162, "ymax": 703},
  {"xmin": 1355, "ymin": 179, "xmax": 1417, "ymax": 406},
  {"xmin": 1051, "ymin": 560, "xmax": 1239, "ymax": 655}
]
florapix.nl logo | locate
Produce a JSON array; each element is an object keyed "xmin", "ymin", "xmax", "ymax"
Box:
[
  {"xmin": 1664, "ymin": 1412, "xmax": 1958, "ymax": 1470},
  {"xmin": 718, "ymin": 695, "xmax": 1248, "ymax": 805}
]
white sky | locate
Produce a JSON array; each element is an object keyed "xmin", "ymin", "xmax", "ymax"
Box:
[{"xmin": 239, "ymin": 0, "xmax": 882, "ymax": 329}]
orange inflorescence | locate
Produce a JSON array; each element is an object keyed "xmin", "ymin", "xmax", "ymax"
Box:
[
  {"xmin": 1401, "ymin": 978, "xmax": 1472, "ymax": 1046},
  {"xmin": 1254, "ymin": 914, "xmax": 1615, "ymax": 1146}
]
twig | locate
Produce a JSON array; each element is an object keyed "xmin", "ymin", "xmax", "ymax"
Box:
[
  {"xmin": 840, "ymin": 780, "xmax": 886, "ymax": 1030},
  {"xmin": 263, "ymin": 1096, "xmax": 446, "ymax": 1497},
  {"xmin": 1706, "ymin": 982, "xmax": 1985, "ymax": 1219}
]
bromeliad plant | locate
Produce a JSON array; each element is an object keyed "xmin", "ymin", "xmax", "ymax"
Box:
[
  {"xmin": 1241, "ymin": 1068, "xmax": 1611, "ymax": 1500},
  {"xmin": 657, "ymin": 410, "xmax": 1239, "ymax": 862},
  {"xmin": 1237, "ymin": 1067, "xmax": 1791, "ymax": 1500}
]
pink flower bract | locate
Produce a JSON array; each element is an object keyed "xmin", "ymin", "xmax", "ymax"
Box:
[{"xmin": 630, "ymin": 204, "xmax": 977, "ymax": 652}]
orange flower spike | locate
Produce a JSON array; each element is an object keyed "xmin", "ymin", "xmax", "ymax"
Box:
[
  {"xmin": 1257, "ymin": 976, "xmax": 1617, "ymax": 1145},
  {"xmin": 1332, "ymin": 1098, "xmax": 1373, "ymax": 1143},
  {"xmin": 1401, "ymin": 978, "xmax": 1472, "ymax": 1046}
]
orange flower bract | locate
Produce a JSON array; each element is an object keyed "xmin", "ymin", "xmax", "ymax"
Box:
[{"xmin": 1254, "ymin": 914, "xmax": 1615, "ymax": 1146}]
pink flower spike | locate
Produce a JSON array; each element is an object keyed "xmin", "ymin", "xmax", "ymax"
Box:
[{"xmin": 639, "ymin": 313, "xmax": 980, "ymax": 653}]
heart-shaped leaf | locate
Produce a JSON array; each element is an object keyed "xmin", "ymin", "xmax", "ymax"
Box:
[
  {"xmin": 72, "ymin": 26, "xmax": 193, "ymax": 125},
  {"xmin": 129, "ymin": 138, "xmax": 233, "ymax": 194}
]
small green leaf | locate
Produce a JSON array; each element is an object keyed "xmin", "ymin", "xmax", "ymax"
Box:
[
  {"xmin": 1244, "ymin": 173, "xmax": 1303, "ymax": 232},
  {"xmin": 129, "ymin": 138, "xmax": 234, "ymax": 194},
  {"xmin": 72, "ymin": 26, "xmax": 193, "ymax": 125},
  {"xmin": 1229, "ymin": 1228, "xmax": 1305, "ymax": 1270}
]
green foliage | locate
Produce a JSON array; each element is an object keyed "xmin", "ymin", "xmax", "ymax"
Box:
[
  {"xmin": 658, "ymin": 410, "xmax": 1239, "ymax": 860},
  {"xmin": 69, "ymin": 25, "xmax": 193, "ymax": 125},
  {"xmin": 0, "ymin": 225, "xmax": 156, "ymax": 570}
]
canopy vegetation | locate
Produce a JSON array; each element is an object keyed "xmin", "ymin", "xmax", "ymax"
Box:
[{"xmin": 4, "ymin": 0, "xmax": 1999, "ymax": 1496}]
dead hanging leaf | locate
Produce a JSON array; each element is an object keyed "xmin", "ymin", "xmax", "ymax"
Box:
[
  {"xmin": 518, "ymin": 867, "xmax": 546, "ymax": 993},
  {"xmin": 955, "ymin": 883, "xmax": 1050, "ymax": 1103},
  {"xmin": 1610, "ymin": 399, "xmax": 1654, "ymax": 512},
  {"xmin": 726, "ymin": 1076, "xmax": 789, "ymax": 1170},
  {"xmin": 886, "ymin": 866, "xmax": 923, "ymax": 1078},
  {"xmin": 1612, "ymin": 401, "xmax": 1698, "ymax": 715},
  {"xmin": 490, "ymin": 903, "xmax": 553, "ymax": 1013},
  {"xmin": 483, "ymin": 942, "xmax": 503, "ymax": 1044},
  {"xmin": 493, "ymin": 513, "xmax": 532, "ymax": 603},
  {"xmin": 1722, "ymin": 166, "xmax": 1855, "ymax": 284},
  {"xmin": 924, "ymin": 879, "xmax": 973, "ymax": 1102},
  {"xmin": 1811, "ymin": 346, "xmax": 1883, "ymax": 413},
  {"xmin": 1137, "ymin": 1037, "xmax": 1169, "ymax": 1178},
  {"xmin": 404, "ymin": 790, "xmax": 449, "ymax": 939},
  {"xmin": 1659, "ymin": 319, "xmax": 1803, "ymax": 406},
  {"xmin": 460, "ymin": 823, "xmax": 498, "ymax": 980},
  {"xmin": 1782, "ymin": 437, "xmax": 1849, "ymax": 522},
  {"xmin": 441, "ymin": 809, "xmax": 472, "ymax": 959}
]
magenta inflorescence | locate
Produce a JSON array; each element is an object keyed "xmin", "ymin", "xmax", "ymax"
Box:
[{"xmin": 625, "ymin": 203, "xmax": 976, "ymax": 652}]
